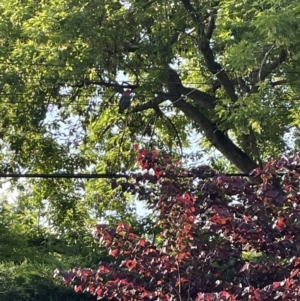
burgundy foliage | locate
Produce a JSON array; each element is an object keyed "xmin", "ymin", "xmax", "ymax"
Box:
[{"xmin": 56, "ymin": 150, "xmax": 300, "ymax": 300}]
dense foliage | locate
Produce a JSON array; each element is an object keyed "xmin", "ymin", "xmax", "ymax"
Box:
[
  {"xmin": 0, "ymin": 0, "xmax": 300, "ymax": 229},
  {"xmin": 58, "ymin": 149, "xmax": 300, "ymax": 300},
  {"xmin": 1, "ymin": 0, "xmax": 300, "ymax": 299},
  {"xmin": 0, "ymin": 198, "xmax": 108, "ymax": 301}
]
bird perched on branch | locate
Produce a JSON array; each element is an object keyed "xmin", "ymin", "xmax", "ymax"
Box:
[{"xmin": 118, "ymin": 89, "xmax": 132, "ymax": 113}]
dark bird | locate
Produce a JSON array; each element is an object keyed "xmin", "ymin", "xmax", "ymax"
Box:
[{"xmin": 118, "ymin": 89, "xmax": 132, "ymax": 113}]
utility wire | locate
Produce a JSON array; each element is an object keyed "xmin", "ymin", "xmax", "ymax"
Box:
[
  {"xmin": 0, "ymin": 60, "xmax": 299, "ymax": 74},
  {"xmin": 0, "ymin": 75, "xmax": 294, "ymax": 86},
  {"xmin": 0, "ymin": 78, "xmax": 218, "ymax": 85},
  {"xmin": 0, "ymin": 96, "xmax": 297, "ymax": 103},
  {"xmin": 0, "ymin": 172, "xmax": 258, "ymax": 179},
  {"xmin": 0, "ymin": 173, "xmax": 129, "ymax": 179}
]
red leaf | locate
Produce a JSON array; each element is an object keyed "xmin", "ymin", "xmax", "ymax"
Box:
[
  {"xmin": 96, "ymin": 287, "xmax": 104, "ymax": 296},
  {"xmin": 75, "ymin": 285, "xmax": 82, "ymax": 292},
  {"xmin": 152, "ymin": 149, "xmax": 159, "ymax": 157},
  {"xmin": 240, "ymin": 263, "xmax": 250, "ymax": 272},
  {"xmin": 197, "ymin": 293, "xmax": 214, "ymax": 301},
  {"xmin": 125, "ymin": 259, "xmax": 137, "ymax": 271},
  {"xmin": 138, "ymin": 239, "xmax": 147, "ymax": 247},
  {"xmin": 116, "ymin": 222, "xmax": 130, "ymax": 236},
  {"xmin": 98, "ymin": 264, "xmax": 110, "ymax": 274},
  {"xmin": 220, "ymin": 291, "xmax": 235, "ymax": 299},
  {"xmin": 110, "ymin": 248, "xmax": 120, "ymax": 257},
  {"xmin": 132, "ymin": 144, "xmax": 139, "ymax": 151},
  {"xmin": 160, "ymin": 179, "xmax": 172, "ymax": 186},
  {"xmin": 211, "ymin": 214, "xmax": 227, "ymax": 225},
  {"xmin": 275, "ymin": 217, "xmax": 286, "ymax": 232},
  {"xmin": 141, "ymin": 290, "xmax": 152, "ymax": 298},
  {"xmin": 128, "ymin": 232, "xmax": 139, "ymax": 240},
  {"xmin": 254, "ymin": 289, "xmax": 262, "ymax": 301},
  {"xmin": 273, "ymin": 281, "xmax": 282, "ymax": 290},
  {"xmin": 155, "ymin": 169, "xmax": 164, "ymax": 179},
  {"xmin": 164, "ymin": 155, "xmax": 172, "ymax": 163},
  {"xmin": 294, "ymin": 257, "xmax": 300, "ymax": 268},
  {"xmin": 177, "ymin": 252, "xmax": 189, "ymax": 261},
  {"xmin": 80, "ymin": 269, "xmax": 92, "ymax": 276},
  {"xmin": 290, "ymin": 268, "xmax": 300, "ymax": 278}
]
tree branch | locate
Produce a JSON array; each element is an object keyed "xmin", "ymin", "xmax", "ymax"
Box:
[
  {"xmin": 172, "ymin": 99, "xmax": 257, "ymax": 173},
  {"xmin": 270, "ymin": 79, "xmax": 287, "ymax": 87},
  {"xmin": 129, "ymin": 70, "xmax": 259, "ymax": 173},
  {"xmin": 205, "ymin": 14, "xmax": 215, "ymax": 39},
  {"xmin": 237, "ymin": 78, "xmax": 250, "ymax": 95},
  {"xmin": 240, "ymin": 129, "xmax": 263, "ymax": 167},
  {"xmin": 258, "ymin": 44, "xmax": 276, "ymax": 81},
  {"xmin": 154, "ymin": 107, "xmax": 183, "ymax": 154},
  {"xmin": 180, "ymin": 0, "xmax": 200, "ymax": 23},
  {"xmin": 166, "ymin": 68, "xmax": 217, "ymax": 109},
  {"xmin": 180, "ymin": 86, "xmax": 217, "ymax": 109},
  {"xmin": 198, "ymin": 40, "xmax": 238, "ymax": 101},
  {"xmin": 250, "ymin": 49, "xmax": 287, "ymax": 87},
  {"xmin": 120, "ymin": 64, "xmax": 218, "ymax": 114},
  {"xmin": 180, "ymin": 3, "xmax": 262, "ymax": 161},
  {"xmin": 180, "ymin": 1, "xmax": 238, "ymax": 102},
  {"xmin": 130, "ymin": 93, "xmax": 172, "ymax": 113},
  {"xmin": 163, "ymin": 67, "xmax": 259, "ymax": 173}
]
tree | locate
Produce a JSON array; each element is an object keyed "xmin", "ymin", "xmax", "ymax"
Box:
[
  {"xmin": 57, "ymin": 149, "xmax": 300, "ymax": 300},
  {"xmin": 0, "ymin": 0, "xmax": 300, "ymax": 180}
]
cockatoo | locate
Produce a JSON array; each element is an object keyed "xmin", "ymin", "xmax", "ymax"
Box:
[{"xmin": 118, "ymin": 89, "xmax": 132, "ymax": 113}]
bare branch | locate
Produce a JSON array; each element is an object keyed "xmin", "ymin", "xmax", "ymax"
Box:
[
  {"xmin": 141, "ymin": 113, "xmax": 156, "ymax": 137},
  {"xmin": 154, "ymin": 107, "xmax": 183, "ymax": 155},
  {"xmin": 164, "ymin": 68, "xmax": 258, "ymax": 173},
  {"xmin": 258, "ymin": 44, "xmax": 276, "ymax": 81},
  {"xmin": 174, "ymin": 27, "xmax": 197, "ymax": 40},
  {"xmin": 251, "ymin": 49, "xmax": 287, "ymax": 86}
]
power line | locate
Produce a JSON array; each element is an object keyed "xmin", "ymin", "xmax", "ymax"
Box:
[
  {"xmin": 0, "ymin": 74, "xmax": 290, "ymax": 87},
  {"xmin": 0, "ymin": 173, "xmax": 129, "ymax": 179},
  {"xmin": 0, "ymin": 98, "xmax": 296, "ymax": 109},
  {"xmin": 0, "ymin": 62, "xmax": 212, "ymax": 72},
  {"xmin": 0, "ymin": 172, "xmax": 255, "ymax": 179},
  {"xmin": 0, "ymin": 74, "xmax": 296, "ymax": 86},
  {"xmin": 0, "ymin": 60, "xmax": 300, "ymax": 74},
  {"xmin": 0, "ymin": 61, "xmax": 229, "ymax": 71},
  {"xmin": 0, "ymin": 73, "xmax": 220, "ymax": 85}
]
